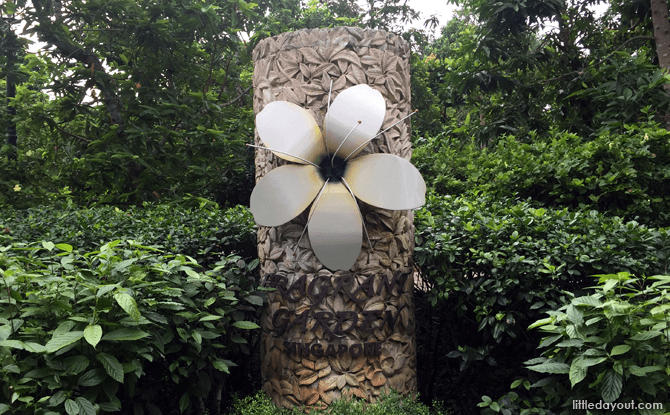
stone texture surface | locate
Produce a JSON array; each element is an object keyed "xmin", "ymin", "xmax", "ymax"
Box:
[{"xmin": 252, "ymin": 27, "xmax": 417, "ymax": 410}]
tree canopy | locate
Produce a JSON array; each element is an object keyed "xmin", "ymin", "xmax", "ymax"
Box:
[{"xmin": 2, "ymin": 0, "xmax": 670, "ymax": 220}]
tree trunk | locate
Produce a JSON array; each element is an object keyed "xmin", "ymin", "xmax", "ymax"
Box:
[
  {"xmin": 252, "ymin": 27, "xmax": 417, "ymax": 410},
  {"xmin": 651, "ymin": 0, "xmax": 670, "ymax": 92},
  {"xmin": 4, "ymin": 17, "xmax": 18, "ymax": 160}
]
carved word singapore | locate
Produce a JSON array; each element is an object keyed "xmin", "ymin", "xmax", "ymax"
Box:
[{"xmin": 265, "ymin": 270, "xmax": 410, "ymax": 358}]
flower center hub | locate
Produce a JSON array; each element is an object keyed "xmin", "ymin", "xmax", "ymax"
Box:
[{"xmin": 318, "ymin": 155, "xmax": 347, "ymax": 183}]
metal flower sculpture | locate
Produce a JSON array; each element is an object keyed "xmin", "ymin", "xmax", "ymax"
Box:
[{"xmin": 250, "ymin": 84, "xmax": 425, "ymax": 271}]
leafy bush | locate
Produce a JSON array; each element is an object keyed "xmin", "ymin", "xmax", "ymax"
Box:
[
  {"xmin": 228, "ymin": 390, "xmax": 450, "ymax": 415},
  {"xmin": 479, "ymin": 273, "xmax": 670, "ymax": 415},
  {"xmin": 415, "ymin": 193, "xmax": 670, "ymax": 347},
  {"xmin": 0, "ymin": 203, "xmax": 257, "ymax": 262},
  {"xmin": 412, "ymin": 193, "xmax": 669, "ymax": 407},
  {"xmin": 412, "ymin": 122, "xmax": 670, "ymax": 227},
  {"xmin": 0, "ymin": 240, "xmax": 263, "ymax": 415}
]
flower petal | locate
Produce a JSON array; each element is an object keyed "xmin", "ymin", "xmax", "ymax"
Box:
[
  {"xmin": 250, "ymin": 164, "xmax": 323, "ymax": 226},
  {"xmin": 256, "ymin": 101, "xmax": 326, "ymax": 164},
  {"xmin": 343, "ymin": 154, "xmax": 426, "ymax": 210},
  {"xmin": 308, "ymin": 182, "xmax": 362, "ymax": 271},
  {"xmin": 324, "ymin": 85, "xmax": 385, "ymax": 160}
]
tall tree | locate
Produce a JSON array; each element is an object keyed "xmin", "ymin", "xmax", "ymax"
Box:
[
  {"xmin": 1, "ymin": 15, "xmax": 19, "ymax": 160},
  {"xmin": 650, "ymin": 0, "xmax": 670, "ymax": 89},
  {"xmin": 2, "ymin": 0, "xmax": 274, "ymax": 205},
  {"xmin": 415, "ymin": 0, "xmax": 670, "ymax": 143}
]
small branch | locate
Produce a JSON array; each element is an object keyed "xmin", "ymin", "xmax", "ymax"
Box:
[
  {"xmin": 544, "ymin": 36, "xmax": 655, "ymax": 84},
  {"xmin": 54, "ymin": 124, "xmax": 91, "ymax": 143},
  {"xmin": 219, "ymin": 84, "xmax": 252, "ymax": 108},
  {"xmin": 203, "ymin": 48, "xmax": 217, "ymax": 95},
  {"xmin": 217, "ymin": 54, "xmax": 234, "ymax": 101},
  {"xmin": 589, "ymin": 36, "xmax": 655, "ymax": 70}
]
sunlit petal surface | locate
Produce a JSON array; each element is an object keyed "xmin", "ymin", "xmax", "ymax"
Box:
[
  {"xmin": 256, "ymin": 101, "xmax": 326, "ymax": 164},
  {"xmin": 250, "ymin": 164, "xmax": 323, "ymax": 226},
  {"xmin": 308, "ymin": 182, "xmax": 362, "ymax": 271},
  {"xmin": 344, "ymin": 154, "xmax": 426, "ymax": 210},
  {"xmin": 323, "ymin": 85, "xmax": 385, "ymax": 159}
]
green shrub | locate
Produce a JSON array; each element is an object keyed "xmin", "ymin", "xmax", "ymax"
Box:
[
  {"xmin": 412, "ymin": 122, "xmax": 670, "ymax": 227},
  {"xmin": 0, "ymin": 203, "xmax": 257, "ymax": 262},
  {"xmin": 415, "ymin": 193, "xmax": 670, "ymax": 349},
  {"xmin": 0, "ymin": 240, "xmax": 263, "ymax": 415},
  {"xmin": 479, "ymin": 273, "xmax": 670, "ymax": 415},
  {"xmin": 228, "ymin": 390, "xmax": 450, "ymax": 415}
]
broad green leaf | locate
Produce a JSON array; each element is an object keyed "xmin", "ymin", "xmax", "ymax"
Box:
[
  {"xmin": 572, "ymin": 296, "xmax": 601, "ymax": 307},
  {"xmin": 0, "ymin": 340, "xmax": 24, "ymax": 350},
  {"xmin": 628, "ymin": 365, "xmax": 664, "ymax": 376},
  {"xmin": 609, "ymin": 344, "xmax": 630, "ymax": 356},
  {"xmin": 569, "ymin": 361, "xmax": 587, "ymax": 387},
  {"xmin": 601, "ymin": 370, "xmax": 622, "ymax": 403},
  {"xmin": 97, "ymin": 353, "xmax": 124, "ymax": 383},
  {"xmin": 244, "ymin": 295, "xmax": 263, "ymax": 306},
  {"xmin": 555, "ymin": 339, "xmax": 582, "ymax": 348},
  {"xmin": 23, "ymin": 342, "xmax": 46, "ymax": 353},
  {"xmin": 585, "ymin": 316, "xmax": 603, "ymax": 326},
  {"xmin": 0, "ymin": 404, "xmax": 10, "ymax": 415},
  {"xmin": 184, "ymin": 269, "xmax": 201, "ymax": 279},
  {"xmin": 630, "ymin": 331, "xmax": 662, "ymax": 341},
  {"xmin": 46, "ymin": 331, "xmax": 84, "ymax": 353},
  {"xmin": 42, "ymin": 241, "xmax": 55, "ymax": 252},
  {"xmin": 573, "ymin": 357, "xmax": 607, "ymax": 368},
  {"xmin": 602, "ymin": 279, "xmax": 618, "ymax": 293},
  {"xmin": 78, "ymin": 368, "xmax": 107, "ymax": 386},
  {"xmin": 177, "ymin": 327, "xmax": 188, "ymax": 341},
  {"xmin": 113, "ymin": 258, "xmax": 138, "ymax": 273},
  {"xmin": 64, "ymin": 399, "xmax": 79, "ymax": 415},
  {"xmin": 98, "ymin": 402, "xmax": 120, "ymax": 412},
  {"xmin": 96, "ymin": 284, "xmax": 118, "ymax": 298},
  {"xmin": 54, "ymin": 321, "xmax": 76, "ymax": 336},
  {"xmin": 179, "ymin": 393, "xmax": 190, "ymax": 413},
  {"xmin": 49, "ymin": 391, "xmax": 67, "ymax": 407},
  {"xmin": 102, "ymin": 328, "xmax": 149, "ymax": 341},
  {"xmin": 75, "ymin": 397, "xmax": 96, "ymax": 415},
  {"xmin": 114, "ymin": 293, "xmax": 141, "ymax": 321},
  {"xmin": 84, "ymin": 325, "xmax": 102, "ymax": 348},
  {"xmin": 64, "ymin": 355, "xmax": 90, "ymax": 375},
  {"xmin": 528, "ymin": 317, "xmax": 553, "ymax": 329},
  {"xmin": 232, "ymin": 321, "xmax": 259, "ymax": 330},
  {"xmin": 3, "ymin": 364, "xmax": 19, "ymax": 373},
  {"xmin": 212, "ymin": 359, "xmax": 234, "ymax": 374},
  {"xmin": 526, "ymin": 362, "xmax": 570, "ymax": 374},
  {"xmin": 199, "ymin": 315, "xmax": 221, "ymax": 322},
  {"xmin": 565, "ymin": 304, "xmax": 583, "ymax": 324},
  {"xmin": 55, "ymin": 243, "xmax": 73, "ymax": 252},
  {"xmin": 538, "ymin": 335, "xmax": 562, "ymax": 348}
]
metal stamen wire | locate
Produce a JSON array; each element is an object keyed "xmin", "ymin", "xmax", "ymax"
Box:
[
  {"xmin": 343, "ymin": 110, "xmax": 419, "ymax": 162},
  {"xmin": 246, "ymin": 144, "xmax": 321, "ymax": 169},
  {"xmin": 297, "ymin": 178, "xmax": 330, "ymax": 247},
  {"xmin": 341, "ymin": 178, "xmax": 374, "ymax": 253},
  {"xmin": 331, "ymin": 121, "xmax": 361, "ymax": 166},
  {"xmin": 322, "ymin": 79, "xmax": 334, "ymax": 159}
]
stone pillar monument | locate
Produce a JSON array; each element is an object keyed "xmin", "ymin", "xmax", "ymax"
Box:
[{"xmin": 251, "ymin": 27, "xmax": 417, "ymax": 410}]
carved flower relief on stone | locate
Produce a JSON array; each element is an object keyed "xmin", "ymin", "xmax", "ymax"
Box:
[{"xmin": 249, "ymin": 84, "xmax": 426, "ymax": 271}]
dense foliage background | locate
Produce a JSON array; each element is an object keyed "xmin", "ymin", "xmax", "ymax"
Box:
[{"xmin": 2, "ymin": 0, "xmax": 670, "ymax": 413}]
